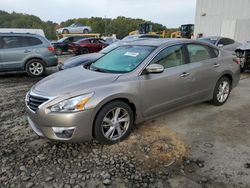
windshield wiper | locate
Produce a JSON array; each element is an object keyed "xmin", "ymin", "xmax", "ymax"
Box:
[{"xmin": 90, "ymin": 65, "xmax": 110, "ymax": 73}]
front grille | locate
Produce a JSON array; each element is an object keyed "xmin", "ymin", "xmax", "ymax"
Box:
[{"xmin": 27, "ymin": 94, "xmax": 49, "ymax": 112}]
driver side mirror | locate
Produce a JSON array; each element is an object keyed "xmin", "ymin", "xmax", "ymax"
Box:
[
  {"xmin": 145, "ymin": 64, "xmax": 164, "ymax": 74},
  {"xmin": 218, "ymin": 44, "xmax": 224, "ymax": 48}
]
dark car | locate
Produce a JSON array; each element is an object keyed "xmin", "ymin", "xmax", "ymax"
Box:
[
  {"xmin": 0, "ymin": 33, "xmax": 57, "ymax": 77},
  {"xmin": 68, "ymin": 38, "xmax": 108, "ymax": 55},
  {"xmin": 59, "ymin": 39, "xmax": 146, "ymax": 70},
  {"xmin": 51, "ymin": 36, "xmax": 86, "ymax": 55},
  {"xmin": 235, "ymin": 41, "xmax": 250, "ymax": 72}
]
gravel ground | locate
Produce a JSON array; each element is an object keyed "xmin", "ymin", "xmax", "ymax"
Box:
[
  {"xmin": 0, "ymin": 58, "xmax": 250, "ymax": 188},
  {"xmin": 0, "ymin": 73, "xmax": 186, "ymax": 188}
]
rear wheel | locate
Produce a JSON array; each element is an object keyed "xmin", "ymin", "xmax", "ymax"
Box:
[
  {"xmin": 94, "ymin": 101, "xmax": 134, "ymax": 144},
  {"xmin": 211, "ymin": 77, "xmax": 231, "ymax": 106},
  {"xmin": 25, "ymin": 59, "xmax": 45, "ymax": 77},
  {"xmin": 80, "ymin": 48, "xmax": 89, "ymax": 54}
]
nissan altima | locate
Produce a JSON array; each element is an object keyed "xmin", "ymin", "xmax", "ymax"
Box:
[{"xmin": 25, "ymin": 39, "xmax": 240, "ymax": 144}]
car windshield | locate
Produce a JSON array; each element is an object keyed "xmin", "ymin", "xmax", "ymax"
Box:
[
  {"xmin": 99, "ymin": 41, "xmax": 121, "ymax": 54},
  {"xmin": 91, "ymin": 45, "xmax": 155, "ymax": 73},
  {"xmin": 199, "ymin": 38, "xmax": 217, "ymax": 45},
  {"xmin": 57, "ymin": 37, "xmax": 68, "ymax": 42}
]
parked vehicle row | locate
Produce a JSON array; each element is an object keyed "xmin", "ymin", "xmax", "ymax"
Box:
[{"xmin": 26, "ymin": 39, "xmax": 240, "ymax": 144}]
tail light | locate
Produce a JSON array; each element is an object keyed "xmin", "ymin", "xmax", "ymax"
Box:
[
  {"xmin": 47, "ymin": 45, "xmax": 55, "ymax": 52},
  {"xmin": 233, "ymin": 57, "xmax": 241, "ymax": 65}
]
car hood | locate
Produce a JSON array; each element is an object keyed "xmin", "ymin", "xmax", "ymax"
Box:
[
  {"xmin": 32, "ymin": 66, "xmax": 120, "ymax": 97},
  {"xmin": 63, "ymin": 53, "xmax": 103, "ymax": 68}
]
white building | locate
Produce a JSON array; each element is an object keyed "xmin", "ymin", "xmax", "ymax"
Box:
[{"xmin": 194, "ymin": 0, "xmax": 250, "ymax": 43}]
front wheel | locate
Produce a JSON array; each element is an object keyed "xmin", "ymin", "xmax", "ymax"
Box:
[
  {"xmin": 25, "ymin": 59, "xmax": 45, "ymax": 77},
  {"xmin": 210, "ymin": 77, "xmax": 231, "ymax": 106},
  {"xmin": 62, "ymin": 29, "xmax": 69, "ymax": 34},
  {"xmin": 94, "ymin": 101, "xmax": 134, "ymax": 144},
  {"xmin": 80, "ymin": 48, "xmax": 89, "ymax": 54},
  {"xmin": 83, "ymin": 29, "xmax": 89, "ymax": 34}
]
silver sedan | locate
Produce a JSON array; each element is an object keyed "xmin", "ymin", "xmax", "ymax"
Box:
[{"xmin": 25, "ymin": 39, "xmax": 240, "ymax": 144}]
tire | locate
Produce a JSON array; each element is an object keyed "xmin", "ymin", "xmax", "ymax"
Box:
[
  {"xmin": 83, "ymin": 29, "xmax": 89, "ymax": 34},
  {"xmin": 62, "ymin": 29, "xmax": 69, "ymax": 34},
  {"xmin": 94, "ymin": 101, "xmax": 134, "ymax": 144},
  {"xmin": 210, "ymin": 77, "xmax": 231, "ymax": 106},
  {"xmin": 25, "ymin": 59, "xmax": 45, "ymax": 77},
  {"xmin": 55, "ymin": 47, "xmax": 62, "ymax": 55},
  {"xmin": 80, "ymin": 48, "xmax": 89, "ymax": 54}
]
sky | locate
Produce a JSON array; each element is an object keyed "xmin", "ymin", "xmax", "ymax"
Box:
[{"xmin": 0, "ymin": 0, "xmax": 197, "ymax": 27}]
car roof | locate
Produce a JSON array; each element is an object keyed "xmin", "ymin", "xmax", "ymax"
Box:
[
  {"xmin": 118, "ymin": 38, "xmax": 196, "ymax": 47},
  {"xmin": 78, "ymin": 37, "xmax": 101, "ymax": 41}
]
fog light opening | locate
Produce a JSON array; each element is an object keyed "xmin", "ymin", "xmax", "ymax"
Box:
[{"xmin": 52, "ymin": 127, "xmax": 75, "ymax": 139}]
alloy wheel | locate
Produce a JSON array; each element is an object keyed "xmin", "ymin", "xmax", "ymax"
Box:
[
  {"xmin": 29, "ymin": 62, "xmax": 44, "ymax": 76},
  {"xmin": 101, "ymin": 107, "xmax": 130, "ymax": 141},
  {"xmin": 217, "ymin": 81, "xmax": 230, "ymax": 103}
]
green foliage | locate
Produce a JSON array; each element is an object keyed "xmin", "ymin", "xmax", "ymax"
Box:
[
  {"xmin": 0, "ymin": 10, "xmax": 177, "ymax": 40},
  {"xmin": 0, "ymin": 11, "xmax": 57, "ymax": 39}
]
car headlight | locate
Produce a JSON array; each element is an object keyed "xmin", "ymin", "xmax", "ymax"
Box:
[{"xmin": 50, "ymin": 93, "xmax": 93, "ymax": 112}]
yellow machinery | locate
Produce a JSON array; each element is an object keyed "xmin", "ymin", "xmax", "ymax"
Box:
[
  {"xmin": 57, "ymin": 33, "xmax": 101, "ymax": 39},
  {"xmin": 129, "ymin": 22, "xmax": 168, "ymax": 38},
  {"xmin": 171, "ymin": 24, "xmax": 194, "ymax": 39},
  {"xmin": 170, "ymin": 31, "xmax": 181, "ymax": 38}
]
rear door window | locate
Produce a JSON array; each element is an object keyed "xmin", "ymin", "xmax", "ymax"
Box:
[
  {"xmin": 2, "ymin": 36, "xmax": 23, "ymax": 49},
  {"xmin": 187, "ymin": 44, "xmax": 215, "ymax": 63},
  {"xmin": 23, "ymin": 37, "xmax": 43, "ymax": 46}
]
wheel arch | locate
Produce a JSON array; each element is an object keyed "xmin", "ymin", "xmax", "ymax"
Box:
[
  {"xmin": 219, "ymin": 73, "xmax": 233, "ymax": 86},
  {"xmin": 24, "ymin": 57, "xmax": 46, "ymax": 70},
  {"xmin": 91, "ymin": 97, "xmax": 137, "ymax": 138}
]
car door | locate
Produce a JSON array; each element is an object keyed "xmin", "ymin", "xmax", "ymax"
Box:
[
  {"xmin": 186, "ymin": 43, "xmax": 219, "ymax": 101},
  {"xmin": 0, "ymin": 36, "xmax": 33, "ymax": 70},
  {"xmin": 140, "ymin": 44, "xmax": 193, "ymax": 117}
]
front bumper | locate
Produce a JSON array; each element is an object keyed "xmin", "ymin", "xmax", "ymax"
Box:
[{"xmin": 26, "ymin": 106, "xmax": 94, "ymax": 142}]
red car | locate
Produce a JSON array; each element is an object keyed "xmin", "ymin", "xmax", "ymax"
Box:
[{"xmin": 69, "ymin": 38, "xmax": 108, "ymax": 55}]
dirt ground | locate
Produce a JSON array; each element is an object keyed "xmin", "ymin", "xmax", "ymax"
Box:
[{"xmin": 0, "ymin": 56, "xmax": 250, "ymax": 188}]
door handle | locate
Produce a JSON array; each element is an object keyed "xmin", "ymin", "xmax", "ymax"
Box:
[
  {"xmin": 180, "ymin": 72, "xmax": 190, "ymax": 77},
  {"xmin": 213, "ymin": 63, "xmax": 220, "ymax": 68},
  {"xmin": 24, "ymin": 49, "xmax": 32, "ymax": 53}
]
